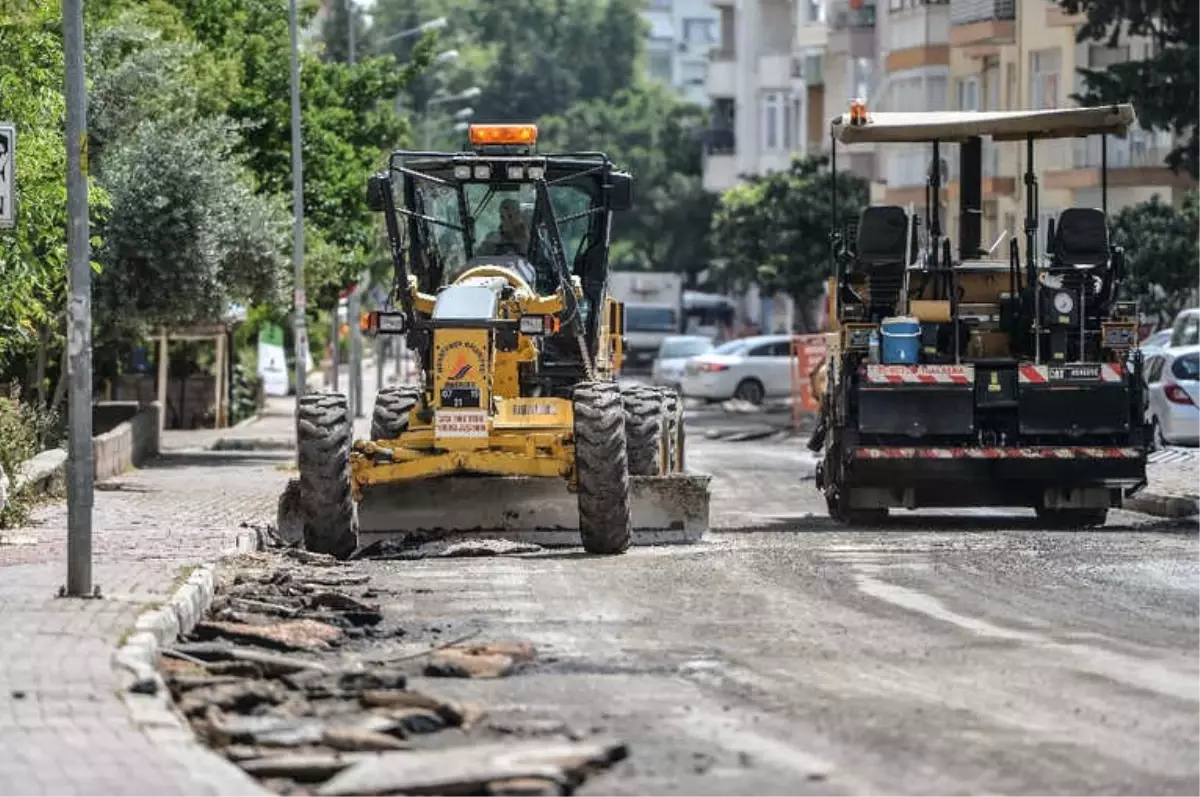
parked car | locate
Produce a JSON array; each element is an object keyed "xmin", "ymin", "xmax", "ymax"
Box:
[
  {"xmin": 650, "ymin": 335, "xmax": 713, "ymax": 389},
  {"xmin": 679, "ymin": 334, "xmax": 794, "ymax": 405},
  {"xmin": 1139, "ymin": 329, "xmax": 1173, "ymax": 359},
  {"xmin": 1144, "ymin": 344, "xmax": 1199, "ymax": 447},
  {"xmin": 1168, "ymin": 307, "xmax": 1200, "ymax": 348}
]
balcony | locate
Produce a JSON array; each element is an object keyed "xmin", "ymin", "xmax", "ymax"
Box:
[
  {"xmin": 703, "ymin": 128, "xmax": 737, "ymax": 156},
  {"xmin": 1044, "ymin": 129, "xmax": 1195, "ymax": 191},
  {"xmin": 703, "ymin": 150, "xmax": 739, "ymax": 193},
  {"xmin": 706, "ymin": 55, "xmax": 736, "ymax": 98},
  {"xmin": 885, "ymin": 3, "xmax": 950, "ymax": 71},
  {"xmin": 950, "ymin": 0, "xmax": 1015, "ymax": 49},
  {"xmin": 828, "ymin": 0, "xmax": 877, "ymax": 57},
  {"xmin": 759, "ymin": 52, "xmax": 793, "ymax": 89},
  {"xmin": 1045, "ymin": 0, "xmax": 1086, "ymax": 27}
]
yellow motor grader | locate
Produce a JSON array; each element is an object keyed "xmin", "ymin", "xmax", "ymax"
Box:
[{"xmin": 295, "ymin": 124, "xmax": 709, "ymax": 558}]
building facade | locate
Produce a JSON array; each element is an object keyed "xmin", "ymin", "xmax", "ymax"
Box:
[
  {"xmin": 702, "ymin": 0, "xmax": 829, "ymax": 193},
  {"xmin": 643, "ymin": 0, "xmax": 723, "ymax": 107}
]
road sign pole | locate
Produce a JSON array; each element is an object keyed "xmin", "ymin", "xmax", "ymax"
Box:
[{"xmin": 63, "ymin": 0, "xmax": 94, "ymax": 597}]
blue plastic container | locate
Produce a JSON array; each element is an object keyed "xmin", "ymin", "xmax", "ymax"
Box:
[{"xmin": 880, "ymin": 316, "xmax": 921, "ymax": 364}]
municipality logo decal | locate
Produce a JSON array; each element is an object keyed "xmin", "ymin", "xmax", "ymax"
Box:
[{"xmin": 448, "ymin": 353, "xmax": 473, "ymax": 380}]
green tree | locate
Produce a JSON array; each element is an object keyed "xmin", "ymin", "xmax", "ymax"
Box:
[
  {"xmin": 0, "ymin": 2, "xmax": 109, "ymax": 407},
  {"xmin": 1111, "ymin": 191, "xmax": 1199, "ymax": 326},
  {"xmin": 539, "ymin": 83, "xmax": 717, "ymax": 278},
  {"xmin": 1058, "ymin": 0, "xmax": 1198, "ymax": 177},
  {"xmin": 710, "ymin": 155, "xmax": 868, "ymax": 331},
  {"xmin": 368, "ymin": 0, "xmax": 644, "ymax": 123},
  {"xmin": 96, "ymin": 116, "xmax": 288, "ymax": 332}
]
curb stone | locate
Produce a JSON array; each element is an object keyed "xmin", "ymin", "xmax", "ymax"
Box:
[
  {"xmin": 113, "ymin": 526, "xmax": 268, "ymax": 796},
  {"xmin": 1123, "ymin": 491, "xmax": 1199, "ymax": 519}
]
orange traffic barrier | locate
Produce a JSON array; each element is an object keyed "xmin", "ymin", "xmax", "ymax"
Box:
[{"xmin": 790, "ymin": 334, "xmax": 828, "ymax": 428}]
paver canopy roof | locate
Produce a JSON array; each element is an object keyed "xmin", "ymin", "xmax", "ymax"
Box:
[{"xmin": 830, "ymin": 104, "xmax": 1137, "ymax": 144}]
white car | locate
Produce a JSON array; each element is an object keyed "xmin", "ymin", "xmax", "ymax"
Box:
[
  {"xmin": 1168, "ymin": 307, "xmax": 1200, "ymax": 348},
  {"xmin": 1144, "ymin": 344, "xmax": 1199, "ymax": 447},
  {"xmin": 679, "ymin": 334, "xmax": 794, "ymax": 405},
  {"xmin": 650, "ymin": 335, "xmax": 714, "ymax": 389}
]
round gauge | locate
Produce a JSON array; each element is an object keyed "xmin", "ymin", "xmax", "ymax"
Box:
[{"xmin": 1053, "ymin": 291, "xmax": 1074, "ymax": 314}]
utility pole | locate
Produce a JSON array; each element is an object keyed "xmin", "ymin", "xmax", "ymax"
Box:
[
  {"xmin": 348, "ymin": 285, "xmax": 364, "ymax": 418},
  {"xmin": 63, "ymin": 0, "xmax": 94, "ymax": 598},
  {"xmin": 288, "ymin": 0, "xmax": 308, "ymax": 399},
  {"xmin": 346, "ymin": 0, "xmax": 356, "ymax": 65},
  {"xmin": 330, "ymin": 308, "xmax": 340, "ymax": 391}
]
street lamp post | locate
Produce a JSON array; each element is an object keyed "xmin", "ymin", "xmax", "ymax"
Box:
[
  {"xmin": 63, "ymin": 0, "xmax": 94, "ymax": 598},
  {"xmin": 288, "ymin": 0, "xmax": 308, "ymax": 403}
]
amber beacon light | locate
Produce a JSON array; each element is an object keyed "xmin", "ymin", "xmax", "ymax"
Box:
[
  {"xmin": 468, "ymin": 123, "xmax": 538, "ymax": 147},
  {"xmin": 849, "ymin": 98, "xmax": 868, "ymax": 126}
]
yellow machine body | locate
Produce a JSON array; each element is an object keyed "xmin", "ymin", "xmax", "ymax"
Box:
[{"xmin": 348, "ymin": 265, "xmax": 649, "ymax": 501}]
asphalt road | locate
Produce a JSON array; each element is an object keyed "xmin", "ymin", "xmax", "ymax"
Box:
[{"xmin": 361, "ymin": 429, "xmax": 1199, "ymax": 795}]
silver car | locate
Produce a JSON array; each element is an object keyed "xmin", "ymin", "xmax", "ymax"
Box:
[
  {"xmin": 650, "ymin": 335, "xmax": 714, "ymax": 389},
  {"xmin": 1144, "ymin": 345, "xmax": 1199, "ymax": 447},
  {"xmin": 679, "ymin": 334, "xmax": 795, "ymax": 405}
]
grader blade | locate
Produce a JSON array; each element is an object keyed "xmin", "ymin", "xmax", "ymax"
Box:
[{"xmin": 355, "ymin": 474, "xmax": 711, "ymax": 549}]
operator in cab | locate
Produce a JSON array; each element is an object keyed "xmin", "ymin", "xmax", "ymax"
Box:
[{"xmin": 478, "ymin": 198, "xmax": 530, "ymax": 256}]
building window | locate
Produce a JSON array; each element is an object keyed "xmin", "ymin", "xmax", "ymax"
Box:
[
  {"xmin": 648, "ymin": 48, "xmax": 673, "ymax": 83},
  {"xmin": 850, "ymin": 57, "xmax": 873, "ymax": 102},
  {"xmin": 762, "ymin": 92, "xmax": 782, "ymax": 150},
  {"xmin": 680, "ymin": 60, "xmax": 706, "ymax": 86},
  {"xmin": 927, "ymin": 75, "xmax": 948, "ymax": 111},
  {"xmin": 956, "ymin": 76, "xmax": 980, "ymax": 111},
  {"xmin": 806, "ymin": 0, "xmax": 825, "ymax": 24},
  {"xmin": 682, "ymin": 18, "xmax": 717, "ymax": 45},
  {"xmin": 649, "ymin": 0, "xmax": 672, "ymax": 10},
  {"xmin": 791, "ymin": 96, "xmax": 803, "ymax": 149},
  {"xmin": 1029, "ymin": 48, "xmax": 1061, "ymax": 110}
]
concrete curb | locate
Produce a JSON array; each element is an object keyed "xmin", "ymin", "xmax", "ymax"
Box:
[
  {"xmin": 211, "ymin": 437, "xmax": 296, "ymax": 452},
  {"xmin": 1123, "ymin": 491, "xmax": 1199, "ymax": 519},
  {"xmin": 113, "ymin": 527, "xmax": 268, "ymax": 796}
]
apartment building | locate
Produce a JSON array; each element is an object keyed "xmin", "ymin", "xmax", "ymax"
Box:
[
  {"xmin": 643, "ymin": 0, "xmax": 722, "ymax": 107},
  {"xmin": 944, "ymin": 0, "xmax": 1194, "ymax": 253},
  {"xmin": 702, "ymin": 0, "xmax": 829, "ymax": 194}
]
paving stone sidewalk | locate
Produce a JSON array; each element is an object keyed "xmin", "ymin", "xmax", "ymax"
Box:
[{"xmin": 0, "ymin": 354, "xmax": 402, "ymax": 795}]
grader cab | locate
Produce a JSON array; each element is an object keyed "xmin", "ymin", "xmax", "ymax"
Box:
[{"xmin": 294, "ymin": 124, "xmax": 710, "ymax": 558}]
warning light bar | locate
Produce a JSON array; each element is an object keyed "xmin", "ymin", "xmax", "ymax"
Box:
[
  {"xmin": 468, "ymin": 124, "xmax": 538, "ymax": 148},
  {"xmin": 849, "ymin": 98, "xmax": 868, "ymax": 126}
]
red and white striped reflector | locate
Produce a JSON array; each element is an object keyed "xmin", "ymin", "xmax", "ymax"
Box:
[
  {"xmin": 1019, "ymin": 363, "xmax": 1125, "ymax": 384},
  {"xmin": 855, "ymin": 446, "xmax": 1142, "ymax": 460},
  {"xmin": 865, "ymin": 364, "xmax": 974, "ymax": 385}
]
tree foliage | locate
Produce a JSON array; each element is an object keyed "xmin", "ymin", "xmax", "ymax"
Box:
[
  {"xmin": 97, "ymin": 117, "xmax": 288, "ymax": 332},
  {"xmin": 710, "ymin": 155, "xmax": 868, "ymax": 330},
  {"xmin": 367, "ymin": 0, "xmax": 644, "ymax": 123},
  {"xmin": 539, "ymin": 83, "xmax": 716, "ymax": 277},
  {"xmin": 1111, "ymin": 191, "xmax": 1199, "ymax": 326},
  {"xmin": 0, "ymin": 3, "xmax": 108, "ymax": 394},
  {"xmin": 1059, "ymin": 0, "xmax": 1198, "ymax": 177}
]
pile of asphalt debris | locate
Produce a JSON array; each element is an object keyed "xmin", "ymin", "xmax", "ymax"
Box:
[{"xmin": 156, "ymin": 548, "xmax": 626, "ymax": 796}]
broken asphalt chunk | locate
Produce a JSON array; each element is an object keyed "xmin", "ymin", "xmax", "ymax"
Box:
[
  {"xmin": 425, "ymin": 642, "xmax": 536, "ymax": 679},
  {"xmin": 238, "ymin": 752, "xmax": 380, "ymax": 782},
  {"xmin": 315, "ymin": 739, "xmax": 628, "ymax": 796},
  {"xmin": 321, "ymin": 727, "xmax": 411, "ymax": 752},
  {"xmin": 178, "ymin": 680, "xmax": 285, "ymax": 717},
  {"xmin": 193, "ymin": 619, "xmax": 343, "ymax": 652},
  {"xmin": 486, "ymin": 777, "xmax": 565, "ymax": 796}
]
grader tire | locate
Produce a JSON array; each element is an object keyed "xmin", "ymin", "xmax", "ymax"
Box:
[
  {"xmin": 574, "ymin": 382, "xmax": 632, "ymax": 555},
  {"xmin": 371, "ymin": 385, "xmax": 421, "ymax": 441},
  {"xmin": 622, "ymin": 385, "xmax": 666, "ymax": 476},
  {"xmin": 297, "ymin": 391, "xmax": 357, "ymax": 559}
]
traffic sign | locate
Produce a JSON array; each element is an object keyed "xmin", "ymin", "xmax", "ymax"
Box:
[{"xmin": 0, "ymin": 123, "xmax": 14, "ymax": 229}]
